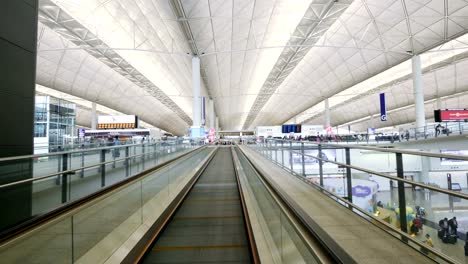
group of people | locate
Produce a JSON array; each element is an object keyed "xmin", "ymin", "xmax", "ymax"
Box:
[
  {"xmin": 437, "ymin": 217, "xmax": 459, "ymax": 245},
  {"xmin": 439, "ymin": 217, "xmax": 458, "ymax": 236},
  {"xmin": 435, "ymin": 124, "xmax": 451, "ymax": 137}
]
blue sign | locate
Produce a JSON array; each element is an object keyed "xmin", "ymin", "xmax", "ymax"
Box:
[
  {"xmin": 78, "ymin": 128, "xmax": 85, "ymax": 139},
  {"xmin": 352, "ymin": 185, "xmax": 372, "ymax": 198},
  {"xmin": 380, "ymin": 93, "xmax": 387, "ymax": 121}
]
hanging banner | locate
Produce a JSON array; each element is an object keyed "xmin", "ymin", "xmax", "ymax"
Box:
[{"xmin": 379, "ymin": 93, "xmax": 387, "ymax": 121}]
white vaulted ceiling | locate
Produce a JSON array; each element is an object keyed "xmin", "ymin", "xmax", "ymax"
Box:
[{"xmin": 36, "ymin": 0, "xmax": 468, "ymax": 134}]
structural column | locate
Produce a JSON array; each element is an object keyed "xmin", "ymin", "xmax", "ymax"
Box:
[
  {"xmin": 0, "ymin": 0, "xmax": 38, "ymax": 231},
  {"xmin": 209, "ymin": 99, "xmax": 215, "ymax": 129},
  {"xmin": 412, "ymin": 55, "xmax": 425, "ymax": 132},
  {"xmin": 324, "ymin": 98, "xmax": 331, "ymax": 128},
  {"xmin": 191, "ymin": 56, "xmax": 201, "ymax": 137},
  {"xmin": 91, "ymin": 102, "xmax": 97, "ymax": 129}
]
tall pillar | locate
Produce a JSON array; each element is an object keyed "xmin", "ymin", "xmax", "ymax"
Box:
[
  {"xmin": 215, "ymin": 116, "xmax": 219, "ymax": 131},
  {"xmin": 412, "ymin": 56, "xmax": 425, "ymax": 132},
  {"xmin": 191, "ymin": 57, "xmax": 201, "ymax": 137},
  {"xmin": 209, "ymin": 99, "xmax": 215, "ymax": 129},
  {"xmin": 91, "ymin": 102, "xmax": 97, "ymax": 129},
  {"xmin": 0, "ymin": 0, "xmax": 38, "ymax": 231},
  {"xmin": 324, "ymin": 98, "xmax": 331, "ymax": 128},
  {"xmin": 420, "ymin": 156, "xmax": 430, "ymax": 184}
]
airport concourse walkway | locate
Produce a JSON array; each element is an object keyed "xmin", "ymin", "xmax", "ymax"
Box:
[
  {"xmin": 142, "ymin": 147, "xmax": 252, "ymax": 263},
  {"xmin": 240, "ymin": 145, "xmax": 430, "ymax": 264}
]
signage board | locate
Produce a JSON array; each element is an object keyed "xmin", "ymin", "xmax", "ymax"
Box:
[
  {"xmin": 379, "ymin": 93, "xmax": 387, "ymax": 121},
  {"xmin": 97, "ymin": 115, "xmax": 138, "ymax": 129},
  {"xmin": 434, "ymin": 109, "xmax": 468, "ymax": 122}
]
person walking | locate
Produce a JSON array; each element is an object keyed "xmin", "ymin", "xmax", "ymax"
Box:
[
  {"xmin": 449, "ymin": 217, "xmax": 458, "ymax": 236},
  {"xmin": 435, "ymin": 124, "xmax": 442, "ymax": 137}
]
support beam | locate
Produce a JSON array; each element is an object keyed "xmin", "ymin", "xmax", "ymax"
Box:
[
  {"xmin": 91, "ymin": 102, "xmax": 97, "ymax": 129},
  {"xmin": 191, "ymin": 56, "xmax": 202, "ymax": 137},
  {"xmin": 0, "ymin": 0, "xmax": 38, "ymax": 231},
  {"xmin": 412, "ymin": 55, "xmax": 425, "ymax": 132},
  {"xmin": 209, "ymin": 99, "xmax": 215, "ymax": 129},
  {"xmin": 324, "ymin": 98, "xmax": 331, "ymax": 128}
]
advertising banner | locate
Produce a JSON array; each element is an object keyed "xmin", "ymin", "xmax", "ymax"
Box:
[{"xmin": 435, "ymin": 109, "xmax": 468, "ymax": 122}]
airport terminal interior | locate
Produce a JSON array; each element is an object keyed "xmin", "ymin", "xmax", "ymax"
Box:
[{"xmin": 4, "ymin": 0, "xmax": 468, "ymax": 263}]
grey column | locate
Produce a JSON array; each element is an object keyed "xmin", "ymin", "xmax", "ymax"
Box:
[
  {"xmin": 192, "ymin": 56, "xmax": 201, "ymax": 128},
  {"xmin": 412, "ymin": 55, "xmax": 425, "ymax": 132},
  {"xmin": 0, "ymin": 0, "xmax": 38, "ymax": 231},
  {"xmin": 209, "ymin": 99, "xmax": 215, "ymax": 129},
  {"xmin": 324, "ymin": 98, "xmax": 330, "ymax": 128},
  {"xmin": 420, "ymin": 156, "xmax": 430, "ymax": 184},
  {"xmin": 91, "ymin": 102, "xmax": 97, "ymax": 129}
]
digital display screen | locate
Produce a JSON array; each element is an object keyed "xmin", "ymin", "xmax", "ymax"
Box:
[
  {"xmin": 435, "ymin": 109, "xmax": 468, "ymax": 122},
  {"xmin": 98, "ymin": 115, "xmax": 138, "ymax": 129}
]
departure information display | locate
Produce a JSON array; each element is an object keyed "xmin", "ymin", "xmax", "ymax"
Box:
[{"xmin": 97, "ymin": 115, "xmax": 138, "ymax": 129}]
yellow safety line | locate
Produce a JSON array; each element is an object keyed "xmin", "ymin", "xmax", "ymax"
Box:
[
  {"xmin": 153, "ymin": 244, "xmax": 247, "ymax": 251},
  {"xmin": 173, "ymin": 215, "xmax": 242, "ymax": 220},
  {"xmin": 184, "ymin": 198, "xmax": 240, "ymax": 203}
]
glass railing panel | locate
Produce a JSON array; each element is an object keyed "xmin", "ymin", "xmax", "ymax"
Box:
[
  {"xmin": 32, "ymin": 154, "xmax": 61, "ymax": 178},
  {"xmin": 72, "ymin": 181, "xmax": 143, "ymax": 263},
  {"xmin": 236, "ymin": 147, "xmax": 318, "ymax": 263},
  {"xmin": 32, "ymin": 175, "xmax": 64, "ymax": 215},
  {"xmin": 0, "ymin": 216, "xmax": 73, "ymax": 263}
]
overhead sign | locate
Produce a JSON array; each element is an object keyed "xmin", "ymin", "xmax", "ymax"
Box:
[
  {"xmin": 379, "ymin": 93, "xmax": 387, "ymax": 121},
  {"xmin": 97, "ymin": 115, "xmax": 138, "ymax": 129},
  {"xmin": 78, "ymin": 128, "xmax": 85, "ymax": 139},
  {"xmin": 434, "ymin": 109, "xmax": 468, "ymax": 122}
]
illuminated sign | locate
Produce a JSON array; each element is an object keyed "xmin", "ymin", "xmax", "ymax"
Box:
[
  {"xmin": 434, "ymin": 109, "xmax": 468, "ymax": 122},
  {"xmin": 97, "ymin": 115, "xmax": 138, "ymax": 129}
]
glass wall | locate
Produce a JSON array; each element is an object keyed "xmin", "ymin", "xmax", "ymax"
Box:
[{"xmin": 34, "ymin": 96, "xmax": 76, "ymax": 153}]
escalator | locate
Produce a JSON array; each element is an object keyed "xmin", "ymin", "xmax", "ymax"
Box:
[{"xmin": 140, "ymin": 147, "xmax": 254, "ymax": 263}]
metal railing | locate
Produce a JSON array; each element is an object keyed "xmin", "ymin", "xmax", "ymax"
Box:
[
  {"xmin": 0, "ymin": 139, "xmax": 205, "ymax": 233},
  {"xmin": 249, "ymin": 138, "xmax": 468, "ymax": 264}
]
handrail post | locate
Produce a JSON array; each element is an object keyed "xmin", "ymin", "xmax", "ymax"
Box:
[
  {"xmin": 56, "ymin": 153, "xmax": 61, "ymax": 185},
  {"xmin": 80, "ymin": 149, "xmax": 84, "ymax": 178},
  {"xmin": 100, "ymin": 149, "xmax": 106, "ymax": 187},
  {"xmin": 281, "ymin": 141, "xmax": 284, "ymax": 168},
  {"xmin": 275, "ymin": 140, "xmax": 278, "ymax": 163},
  {"xmin": 61, "ymin": 153, "xmax": 69, "ymax": 204},
  {"xmin": 345, "ymin": 147, "xmax": 352, "ymax": 204},
  {"xmin": 318, "ymin": 144, "xmax": 324, "ymax": 187},
  {"xmin": 142, "ymin": 143, "xmax": 146, "ymax": 170},
  {"xmin": 125, "ymin": 146, "xmax": 130, "ymax": 177},
  {"xmin": 396, "ymin": 152, "xmax": 408, "ymax": 236},
  {"xmin": 301, "ymin": 142, "xmax": 305, "ymax": 176},
  {"xmin": 289, "ymin": 141, "xmax": 293, "ymax": 172}
]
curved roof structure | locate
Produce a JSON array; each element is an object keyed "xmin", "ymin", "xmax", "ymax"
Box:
[{"xmin": 36, "ymin": 0, "xmax": 468, "ymax": 134}]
